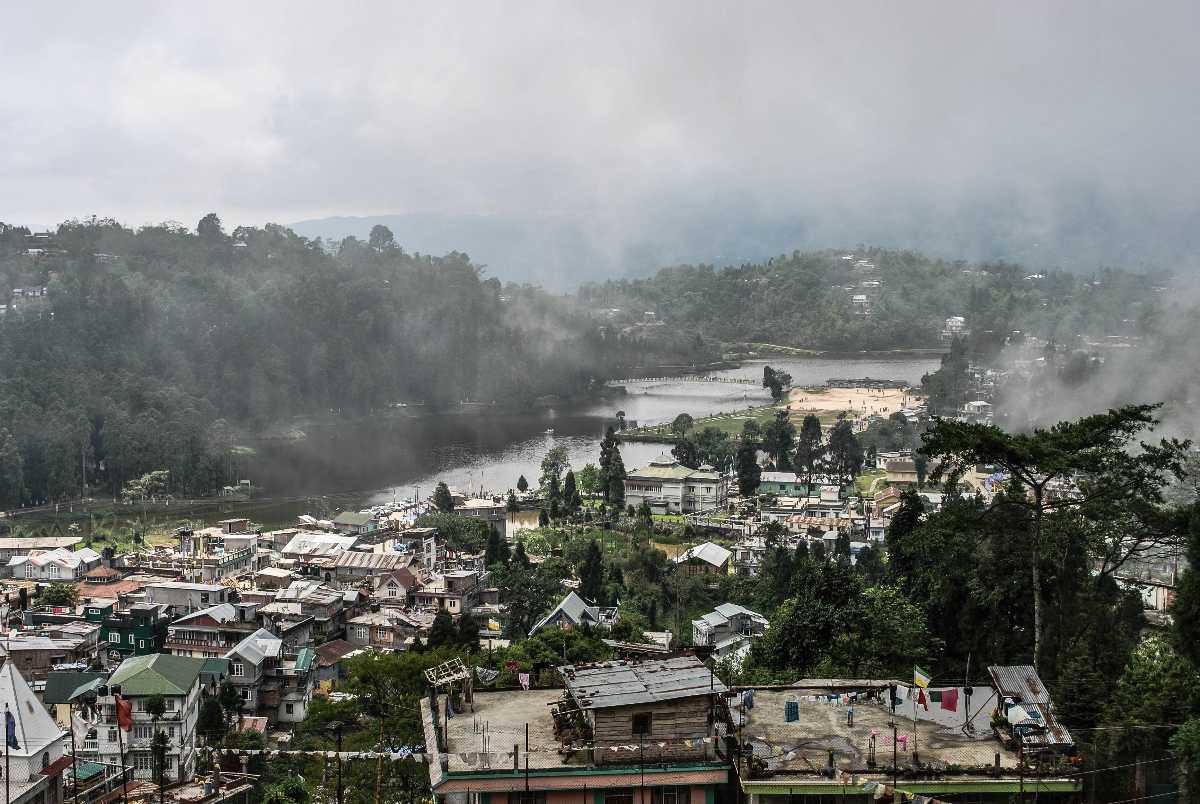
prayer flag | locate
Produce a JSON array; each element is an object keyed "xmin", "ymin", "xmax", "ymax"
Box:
[
  {"xmin": 4, "ymin": 710, "xmax": 17, "ymax": 749},
  {"xmin": 939, "ymin": 688, "xmax": 959, "ymax": 712},
  {"xmin": 913, "ymin": 665, "xmax": 932, "ymax": 688}
]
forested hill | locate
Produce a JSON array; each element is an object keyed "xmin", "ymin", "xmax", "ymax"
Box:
[
  {"xmin": 578, "ymin": 248, "xmax": 1169, "ymax": 354},
  {"xmin": 0, "ymin": 217, "xmax": 712, "ymax": 505}
]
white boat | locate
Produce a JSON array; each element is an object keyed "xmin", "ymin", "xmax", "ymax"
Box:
[{"xmin": 545, "ymin": 428, "xmax": 555, "ymax": 435}]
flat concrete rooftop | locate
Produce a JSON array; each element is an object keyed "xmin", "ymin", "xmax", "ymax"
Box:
[{"xmin": 738, "ymin": 689, "xmax": 1017, "ymax": 776}]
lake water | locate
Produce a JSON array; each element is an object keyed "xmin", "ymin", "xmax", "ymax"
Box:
[{"xmin": 243, "ymin": 357, "xmax": 939, "ymax": 507}]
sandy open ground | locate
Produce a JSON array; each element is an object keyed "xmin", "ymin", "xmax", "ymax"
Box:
[{"xmin": 786, "ymin": 385, "xmax": 921, "ymax": 421}]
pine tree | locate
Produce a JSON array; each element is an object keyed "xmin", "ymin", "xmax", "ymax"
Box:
[
  {"xmin": 736, "ymin": 441, "xmax": 761, "ymax": 497},
  {"xmin": 579, "ymin": 540, "xmax": 604, "ymax": 603},
  {"xmin": 607, "ymin": 449, "xmax": 626, "ymax": 508},
  {"xmin": 433, "ymin": 482, "xmax": 454, "ymax": 513},
  {"xmin": 427, "ymin": 610, "xmax": 457, "ymax": 648},
  {"xmin": 562, "ymin": 470, "xmax": 580, "ymax": 513},
  {"xmin": 517, "ymin": 475, "xmax": 529, "ymax": 493},
  {"xmin": 1172, "ymin": 505, "xmax": 1200, "ymax": 667}
]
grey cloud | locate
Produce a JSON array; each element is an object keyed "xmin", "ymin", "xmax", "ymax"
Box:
[{"xmin": 2, "ymin": 1, "xmax": 1198, "ymax": 284}]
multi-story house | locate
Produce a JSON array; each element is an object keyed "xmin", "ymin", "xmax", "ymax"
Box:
[
  {"xmin": 623, "ymin": 455, "xmax": 727, "ymax": 514},
  {"xmin": 162, "ymin": 602, "xmax": 264, "ymax": 658},
  {"xmin": 260, "ymin": 580, "xmax": 345, "ymax": 641},
  {"xmin": 692, "ymin": 603, "xmax": 769, "ymax": 661},
  {"xmin": 409, "ymin": 570, "xmax": 481, "ymax": 616},
  {"xmin": 224, "ymin": 628, "xmax": 317, "ymax": 725},
  {"xmin": 98, "ymin": 654, "xmax": 207, "ymax": 784},
  {"xmin": 731, "ymin": 536, "xmax": 768, "ymax": 577},
  {"xmin": 144, "ymin": 582, "xmax": 233, "ymax": 616},
  {"xmin": 345, "ymin": 607, "xmax": 430, "ymax": 651},
  {"xmin": 5, "ymin": 547, "xmax": 102, "ymax": 580},
  {"xmin": 89, "ymin": 602, "xmax": 171, "ymax": 661},
  {"xmin": 371, "ymin": 566, "xmax": 424, "ymax": 607}
]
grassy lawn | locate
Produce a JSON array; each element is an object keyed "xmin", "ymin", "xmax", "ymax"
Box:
[{"xmin": 855, "ymin": 470, "xmax": 887, "ymax": 497}]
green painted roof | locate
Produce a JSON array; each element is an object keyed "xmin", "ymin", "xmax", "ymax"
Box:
[
  {"xmin": 294, "ymin": 647, "xmax": 316, "ymax": 673},
  {"xmin": 43, "ymin": 671, "xmax": 107, "ymax": 704},
  {"xmin": 332, "ymin": 511, "xmax": 372, "ymax": 526},
  {"xmin": 108, "ymin": 654, "xmax": 206, "ymax": 697},
  {"xmin": 71, "ymin": 761, "xmax": 106, "ymax": 782}
]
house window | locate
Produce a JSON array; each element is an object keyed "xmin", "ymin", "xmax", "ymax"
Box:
[
  {"xmin": 165, "ymin": 698, "xmax": 175, "ymax": 711},
  {"xmin": 49, "ymin": 565, "xmax": 60, "ymax": 579},
  {"xmin": 108, "ymin": 728, "xmax": 118, "ymax": 743},
  {"xmin": 386, "ymin": 585, "xmax": 397, "ymax": 598},
  {"xmin": 604, "ymin": 791, "xmax": 634, "ymax": 804},
  {"xmin": 138, "ymin": 640, "xmax": 145, "ymax": 649},
  {"xmin": 355, "ymin": 627, "xmax": 368, "ymax": 641},
  {"xmin": 632, "ymin": 712, "xmax": 653, "ymax": 737},
  {"xmin": 653, "ymin": 788, "xmax": 688, "ymax": 804},
  {"xmin": 231, "ymin": 663, "xmax": 245, "ymax": 677},
  {"xmin": 134, "ymin": 725, "xmax": 153, "ymax": 739},
  {"xmin": 128, "ymin": 633, "xmax": 135, "ymax": 644},
  {"xmin": 285, "ymin": 703, "xmax": 294, "ymax": 715},
  {"xmin": 513, "ymin": 794, "xmax": 546, "ymax": 804},
  {"xmin": 134, "ymin": 754, "xmax": 153, "ymax": 771},
  {"xmin": 23, "ymin": 564, "xmax": 33, "ymax": 579}
]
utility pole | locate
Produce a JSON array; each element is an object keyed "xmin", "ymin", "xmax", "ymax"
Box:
[{"xmin": 888, "ymin": 719, "xmax": 897, "ymax": 792}]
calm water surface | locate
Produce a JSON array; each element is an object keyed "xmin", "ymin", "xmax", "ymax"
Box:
[{"xmin": 244, "ymin": 357, "xmax": 939, "ymax": 505}]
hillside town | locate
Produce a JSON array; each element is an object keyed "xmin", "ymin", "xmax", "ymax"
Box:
[{"xmin": 0, "ymin": 363, "xmax": 1189, "ymax": 804}]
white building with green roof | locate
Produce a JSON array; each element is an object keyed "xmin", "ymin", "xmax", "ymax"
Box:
[
  {"xmin": 623, "ymin": 454, "xmax": 728, "ymax": 514},
  {"xmin": 98, "ymin": 654, "xmax": 207, "ymax": 785}
]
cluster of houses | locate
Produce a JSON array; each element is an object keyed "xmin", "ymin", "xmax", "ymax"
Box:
[{"xmin": 0, "ymin": 509, "xmax": 517, "ymax": 803}]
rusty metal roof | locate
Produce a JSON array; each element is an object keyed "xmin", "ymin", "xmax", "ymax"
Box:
[
  {"xmin": 988, "ymin": 665, "xmax": 1073, "ymax": 748},
  {"xmin": 559, "ymin": 656, "xmax": 727, "ymax": 710}
]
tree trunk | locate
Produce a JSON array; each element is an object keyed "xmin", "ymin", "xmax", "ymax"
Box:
[{"xmin": 1032, "ymin": 490, "xmax": 1044, "ymax": 669}]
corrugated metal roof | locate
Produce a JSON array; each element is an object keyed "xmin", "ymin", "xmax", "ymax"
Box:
[
  {"xmin": 988, "ymin": 665, "xmax": 1051, "ymax": 704},
  {"xmin": 988, "ymin": 665, "xmax": 1073, "ymax": 748},
  {"xmin": 559, "ymin": 656, "xmax": 727, "ymax": 710}
]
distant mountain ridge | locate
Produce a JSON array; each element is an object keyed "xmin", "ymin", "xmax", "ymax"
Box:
[{"xmin": 289, "ymin": 193, "xmax": 1198, "ymax": 289}]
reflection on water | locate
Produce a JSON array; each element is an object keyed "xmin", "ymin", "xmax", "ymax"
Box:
[{"xmin": 244, "ymin": 357, "xmax": 939, "ymax": 503}]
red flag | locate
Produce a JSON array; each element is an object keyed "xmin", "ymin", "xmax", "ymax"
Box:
[
  {"xmin": 916, "ymin": 688, "xmax": 928, "ymax": 711},
  {"xmin": 115, "ymin": 695, "xmax": 132, "ymax": 732},
  {"xmin": 940, "ymin": 688, "xmax": 959, "ymax": 712}
]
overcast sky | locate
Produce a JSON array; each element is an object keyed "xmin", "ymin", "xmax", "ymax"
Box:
[{"xmin": 3, "ymin": 2, "xmax": 1198, "ymax": 272}]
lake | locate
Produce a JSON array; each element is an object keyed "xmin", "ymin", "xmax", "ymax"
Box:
[{"xmin": 243, "ymin": 357, "xmax": 939, "ymax": 511}]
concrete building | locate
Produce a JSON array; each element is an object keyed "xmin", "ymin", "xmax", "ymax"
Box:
[
  {"xmin": 98, "ymin": 654, "xmax": 207, "ymax": 784},
  {"xmin": 691, "ymin": 603, "xmax": 768, "ymax": 661},
  {"xmin": 409, "ymin": 570, "xmax": 482, "ymax": 616},
  {"xmin": 422, "ymin": 656, "xmax": 728, "ymax": 803},
  {"xmin": 6, "ymin": 547, "xmax": 102, "ymax": 581},
  {"xmin": 144, "ymin": 582, "xmax": 232, "ymax": 616},
  {"xmin": 623, "ymin": 455, "xmax": 727, "ymax": 514},
  {"xmin": 162, "ymin": 603, "xmax": 264, "ymax": 658},
  {"xmin": 224, "ymin": 629, "xmax": 316, "ymax": 725}
]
